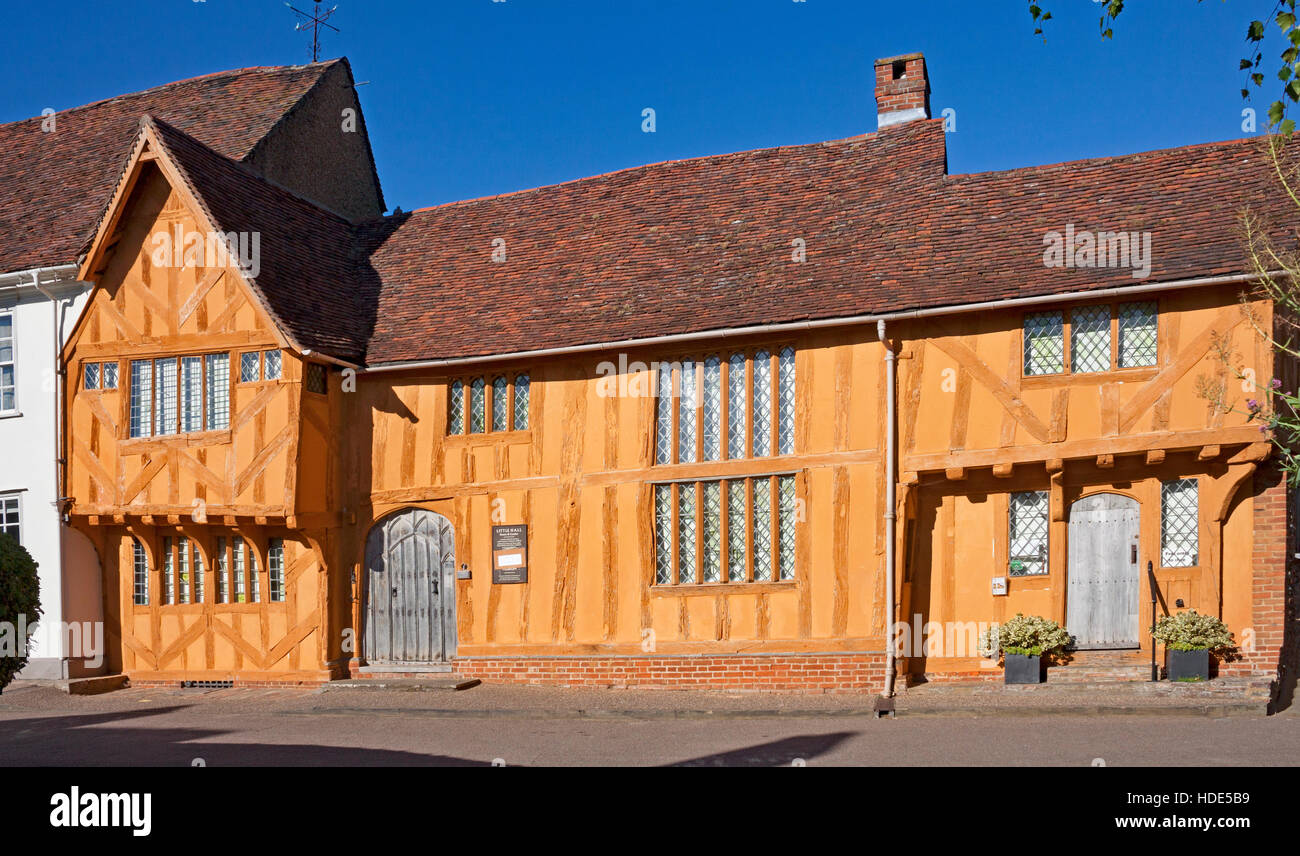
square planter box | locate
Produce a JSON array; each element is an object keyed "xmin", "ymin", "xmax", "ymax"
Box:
[
  {"xmin": 1004, "ymin": 653, "xmax": 1046, "ymax": 684},
  {"xmin": 1167, "ymin": 648, "xmax": 1210, "ymax": 682}
]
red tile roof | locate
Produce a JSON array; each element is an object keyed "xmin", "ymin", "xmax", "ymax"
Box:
[
  {"xmin": 358, "ymin": 120, "xmax": 1295, "ymax": 365},
  {"xmin": 0, "ymin": 61, "xmax": 344, "ymax": 274}
]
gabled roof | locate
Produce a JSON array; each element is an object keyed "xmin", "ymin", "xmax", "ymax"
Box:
[
  {"xmin": 0, "ymin": 61, "xmax": 345, "ymax": 274},
  {"xmin": 140, "ymin": 116, "xmax": 371, "ymax": 364},
  {"xmin": 357, "ymin": 121, "xmax": 1296, "ymax": 365}
]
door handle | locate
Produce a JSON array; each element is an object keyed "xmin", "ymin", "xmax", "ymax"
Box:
[
  {"xmin": 392, "ymin": 586, "xmax": 398, "ymax": 597},
  {"xmin": 1130, "ymin": 544, "xmax": 1138, "ymax": 564}
]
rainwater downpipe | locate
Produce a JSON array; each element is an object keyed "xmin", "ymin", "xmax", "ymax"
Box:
[
  {"xmin": 32, "ymin": 270, "xmax": 69, "ymax": 520},
  {"xmin": 877, "ymin": 319, "xmax": 897, "ymax": 698}
]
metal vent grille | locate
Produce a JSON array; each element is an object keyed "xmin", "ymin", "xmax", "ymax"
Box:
[{"xmin": 182, "ymin": 680, "xmax": 233, "ymax": 689}]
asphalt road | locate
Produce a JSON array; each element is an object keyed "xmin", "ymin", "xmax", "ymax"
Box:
[{"xmin": 1, "ymin": 683, "xmax": 1297, "ymax": 766}]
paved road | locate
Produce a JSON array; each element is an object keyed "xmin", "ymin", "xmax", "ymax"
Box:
[{"xmin": 1, "ymin": 683, "xmax": 1297, "ymax": 766}]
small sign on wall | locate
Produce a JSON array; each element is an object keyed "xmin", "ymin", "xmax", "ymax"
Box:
[
  {"xmin": 492, "ymin": 524, "xmax": 528, "ymax": 584},
  {"xmin": 991, "ymin": 576, "xmax": 1008, "ymax": 597}
]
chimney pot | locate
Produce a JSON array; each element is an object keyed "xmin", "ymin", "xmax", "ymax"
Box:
[{"xmin": 874, "ymin": 52, "xmax": 931, "ymax": 129}]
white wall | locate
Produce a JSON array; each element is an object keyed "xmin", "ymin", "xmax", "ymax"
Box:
[{"xmin": 0, "ymin": 271, "xmax": 92, "ymax": 679}]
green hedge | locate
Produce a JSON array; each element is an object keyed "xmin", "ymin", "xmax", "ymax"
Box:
[{"xmin": 0, "ymin": 533, "xmax": 41, "ymax": 692}]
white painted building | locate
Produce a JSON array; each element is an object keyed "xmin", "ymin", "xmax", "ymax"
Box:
[{"xmin": 0, "ymin": 265, "xmax": 101, "ymax": 679}]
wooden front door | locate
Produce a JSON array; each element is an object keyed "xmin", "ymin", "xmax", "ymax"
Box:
[
  {"xmin": 364, "ymin": 508, "xmax": 457, "ymax": 663},
  {"xmin": 1066, "ymin": 493, "xmax": 1141, "ymax": 649}
]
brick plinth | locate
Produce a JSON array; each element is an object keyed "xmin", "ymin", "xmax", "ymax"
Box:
[{"xmin": 452, "ymin": 652, "xmax": 886, "ymax": 694}]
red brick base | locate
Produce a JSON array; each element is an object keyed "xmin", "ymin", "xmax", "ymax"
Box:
[{"xmin": 451, "ymin": 652, "xmax": 887, "ymax": 694}]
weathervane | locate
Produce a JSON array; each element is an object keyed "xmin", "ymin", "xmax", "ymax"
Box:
[{"xmin": 286, "ymin": 0, "xmax": 338, "ymax": 63}]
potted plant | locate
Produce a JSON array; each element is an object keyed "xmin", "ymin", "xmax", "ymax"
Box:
[
  {"xmin": 979, "ymin": 613, "xmax": 1071, "ymax": 684},
  {"xmin": 1152, "ymin": 610, "xmax": 1234, "ymax": 681}
]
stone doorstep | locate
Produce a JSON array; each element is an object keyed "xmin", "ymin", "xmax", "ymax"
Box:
[{"xmin": 322, "ymin": 677, "xmax": 481, "ymax": 692}]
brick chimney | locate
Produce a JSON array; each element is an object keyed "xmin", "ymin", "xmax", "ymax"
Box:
[{"xmin": 874, "ymin": 53, "xmax": 931, "ymax": 129}]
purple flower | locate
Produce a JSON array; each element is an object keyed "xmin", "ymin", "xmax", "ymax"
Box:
[
  {"xmin": 1273, "ymin": 378, "xmax": 1283, "ymax": 390},
  {"xmin": 1247, "ymin": 398, "xmax": 1259, "ymax": 410}
]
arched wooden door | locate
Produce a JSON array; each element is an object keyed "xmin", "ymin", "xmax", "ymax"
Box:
[
  {"xmin": 364, "ymin": 509, "xmax": 457, "ymax": 663},
  {"xmin": 1066, "ymin": 493, "xmax": 1141, "ymax": 649}
]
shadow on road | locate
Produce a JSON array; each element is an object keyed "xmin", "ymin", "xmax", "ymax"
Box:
[
  {"xmin": 0, "ymin": 707, "xmax": 486, "ymax": 766},
  {"xmin": 667, "ymin": 731, "xmax": 858, "ymax": 767}
]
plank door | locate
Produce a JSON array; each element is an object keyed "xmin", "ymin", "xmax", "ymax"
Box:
[
  {"xmin": 1066, "ymin": 493, "xmax": 1141, "ymax": 649},
  {"xmin": 364, "ymin": 508, "xmax": 457, "ymax": 663}
]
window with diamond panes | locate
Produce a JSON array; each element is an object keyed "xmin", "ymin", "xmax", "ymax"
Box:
[
  {"xmin": 1070, "ymin": 305, "xmax": 1111, "ymax": 373},
  {"xmin": 132, "ymin": 539, "xmax": 149, "ymax": 605},
  {"xmin": 1008, "ymin": 490, "xmax": 1049, "ymax": 576},
  {"xmin": 83, "ymin": 362, "xmax": 99, "ymax": 390},
  {"xmin": 268, "ymin": 539, "xmax": 285, "ymax": 602},
  {"xmin": 239, "ymin": 351, "xmax": 261, "ymax": 383},
  {"xmin": 655, "ymin": 348, "xmax": 794, "ymax": 465},
  {"xmin": 84, "ymin": 361, "xmax": 120, "ymax": 391},
  {"xmin": 129, "ymin": 353, "xmax": 229, "ymax": 438},
  {"xmin": 1023, "ymin": 312, "xmax": 1065, "ymax": 376},
  {"xmin": 305, "ymin": 363, "xmax": 328, "ymax": 395},
  {"xmin": 263, "ymin": 350, "xmax": 282, "ymax": 380},
  {"xmin": 653, "ymin": 476, "xmax": 797, "ymax": 586},
  {"xmin": 163, "ymin": 537, "xmax": 175, "ymax": 604},
  {"xmin": 447, "ymin": 373, "xmax": 531, "ymax": 435},
  {"xmin": 1161, "ymin": 478, "xmax": 1199, "ymax": 567},
  {"xmin": 1119, "ymin": 301, "xmax": 1158, "ymax": 367}
]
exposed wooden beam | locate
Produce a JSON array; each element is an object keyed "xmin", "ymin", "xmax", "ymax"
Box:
[
  {"xmin": 992, "ymin": 463, "xmax": 1013, "ymax": 479},
  {"xmin": 1045, "ymin": 458, "xmax": 1064, "ymax": 473},
  {"xmin": 945, "ymin": 467, "xmax": 966, "ymax": 481},
  {"xmin": 1145, "ymin": 449, "xmax": 1166, "ymax": 465},
  {"xmin": 1197, "ymin": 444, "xmax": 1222, "ymax": 462},
  {"xmin": 1096, "ymin": 454, "xmax": 1114, "ymax": 469}
]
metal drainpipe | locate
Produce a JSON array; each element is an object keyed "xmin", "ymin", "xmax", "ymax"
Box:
[
  {"xmin": 878, "ymin": 319, "xmax": 897, "ymax": 698},
  {"xmin": 32, "ymin": 271, "xmax": 67, "ymax": 517}
]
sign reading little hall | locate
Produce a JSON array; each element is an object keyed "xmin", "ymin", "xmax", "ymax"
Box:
[{"xmin": 492, "ymin": 524, "xmax": 529, "ymax": 584}]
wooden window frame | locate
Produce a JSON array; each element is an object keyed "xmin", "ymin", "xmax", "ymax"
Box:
[
  {"xmin": 1022, "ymin": 298, "xmax": 1160, "ymax": 384},
  {"xmin": 655, "ymin": 346, "xmax": 793, "ymax": 467},
  {"xmin": 125, "ymin": 351, "xmax": 235, "ymax": 442},
  {"xmin": 446, "ymin": 371, "xmax": 532, "ymax": 439},
  {"xmin": 652, "ymin": 471, "xmax": 800, "ymax": 590}
]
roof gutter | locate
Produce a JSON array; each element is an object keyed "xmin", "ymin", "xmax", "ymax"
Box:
[
  {"xmin": 0, "ymin": 264, "xmax": 79, "ymax": 292},
  {"xmin": 361, "ymin": 271, "xmax": 1266, "ymax": 374}
]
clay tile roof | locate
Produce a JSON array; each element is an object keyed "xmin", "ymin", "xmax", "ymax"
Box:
[
  {"xmin": 358, "ymin": 120, "xmax": 1296, "ymax": 366},
  {"xmin": 144, "ymin": 116, "xmax": 370, "ymax": 364},
  {"xmin": 0, "ymin": 61, "xmax": 343, "ymax": 274}
]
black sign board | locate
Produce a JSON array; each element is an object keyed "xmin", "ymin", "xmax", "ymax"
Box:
[{"xmin": 492, "ymin": 524, "xmax": 529, "ymax": 584}]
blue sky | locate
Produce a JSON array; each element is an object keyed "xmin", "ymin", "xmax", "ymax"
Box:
[{"xmin": 1, "ymin": 1, "xmax": 1265, "ymax": 213}]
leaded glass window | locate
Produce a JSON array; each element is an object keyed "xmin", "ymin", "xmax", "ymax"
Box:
[
  {"xmin": 154, "ymin": 358, "xmax": 178, "ymax": 435},
  {"xmin": 727, "ymin": 353, "xmax": 747, "ymax": 460},
  {"xmin": 217, "ymin": 536, "xmax": 229, "ymax": 603},
  {"xmin": 84, "ymin": 361, "xmax": 100, "ymax": 390},
  {"xmin": 727, "ymin": 479, "xmax": 747, "ymax": 582},
  {"xmin": 701, "ymin": 481, "xmax": 722, "ymax": 582},
  {"xmin": 192, "ymin": 542, "xmax": 204, "ymax": 604},
  {"xmin": 448, "ymin": 379, "xmax": 464, "ymax": 434},
  {"xmin": 702, "ymin": 356, "xmax": 722, "ymax": 461},
  {"xmin": 177, "ymin": 536, "xmax": 191, "ymax": 604},
  {"xmin": 655, "ymin": 362, "xmax": 673, "ymax": 465},
  {"xmin": 180, "ymin": 356, "xmax": 203, "ymax": 433},
  {"xmin": 677, "ymin": 483, "xmax": 697, "ymax": 584},
  {"xmin": 778, "ymin": 347, "xmax": 796, "ymax": 455},
  {"xmin": 654, "ymin": 484, "xmax": 673, "ymax": 585},
  {"xmin": 752, "ymin": 478, "xmax": 773, "ymax": 581},
  {"xmin": 206, "ymin": 353, "xmax": 230, "ymax": 430},
  {"xmin": 233, "ymin": 536, "xmax": 246, "ymax": 603},
  {"xmin": 269, "ymin": 539, "xmax": 285, "ymax": 602},
  {"xmin": 239, "ymin": 351, "xmax": 261, "ymax": 383},
  {"xmin": 1119, "ymin": 301, "xmax": 1158, "ymax": 368},
  {"xmin": 778, "ymin": 475, "xmax": 797, "ymax": 580},
  {"xmin": 102, "ymin": 361, "xmax": 118, "ymax": 390},
  {"xmin": 513, "ymin": 374, "xmax": 530, "ymax": 429},
  {"xmin": 133, "ymin": 539, "xmax": 149, "ymax": 605},
  {"xmin": 1023, "ymin": 311, "xmax": 1065, "ymax": 376},
  {"xmin": 752, "ymin": 350, "xmax": 772, "ymax": 457},
  {"xmin": 263, "ymin": 350, "xmax": 282, "ymax": 380},
  {"xmin": 652, "ymin": 476, "xmax": 795, "ymax": 586},
  {"xmin": 129, "ymin": 359, "xmax": 153, "ymax": 438},
  {"xmin": 249, "ymin": 548, "xmax": 261, "ymax": 603},
  {"xmin": 469, "ymin": 377, "xmax": 486, "ymax": 433},
  {"xmin": 1070, "ymin": 305, "xmax": 1111, "ymax": 373},
  {"xmin": 1009, "ymin": 490, "xmax": 1049, "ymax": 576},
  {"xmin": 1161, "ymin": 478, "xmax": 1199, "ymax": 567},
  {"xmin": 678, "ymin": 359, "xmax": 697, "ymax": 463},
  {"xmin": 305, "ymin": 362, "xmax": 328, "ymax": 395},
  {"xmin": 163, "ymin": 536, "xmax": 175, "ymax": 604},
  {"xmin": 492, "ymin": 376, "xmax": 509, "ymax": 431}
]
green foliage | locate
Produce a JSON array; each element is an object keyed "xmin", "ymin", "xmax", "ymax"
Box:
[
  {"xmin": 1029, "ymin": 1, "xmax": 1300, "ymax": 136},
  {"xmin": 1153, "ymin": 609, "xmax": 1235, "ymax": 652},
  {"xmin": 978, "ymin": 613, "xmax": 1072, "ymax": 657},
  {"xmin": 0, "ymin": 534, "xmax": 41, "ymax": 691}
]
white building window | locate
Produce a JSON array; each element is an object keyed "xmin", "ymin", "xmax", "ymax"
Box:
[
  {"xmin": 0, "ymin": 310, "xmax": 14, "ymax": 413},
  {"xmin": 0, "ymin": 493, "xmax": 20, "ymax": 544}
]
